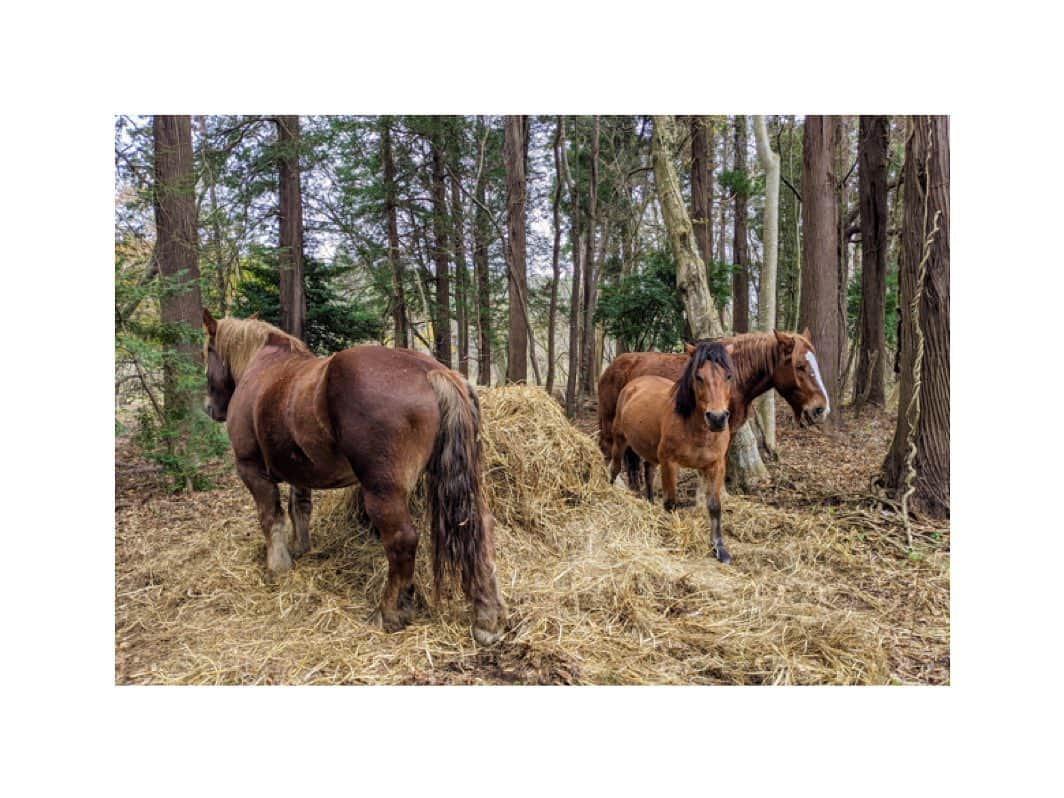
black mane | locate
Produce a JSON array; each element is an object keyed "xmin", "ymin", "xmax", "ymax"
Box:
[{"xmin": 673, "ymin": 342, "xmax": 734, "ymax": 418}]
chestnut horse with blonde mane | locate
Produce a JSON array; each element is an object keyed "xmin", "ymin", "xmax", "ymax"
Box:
[
  {"xmin": 598, "ymin": 329, "xmax": 831, "ymax": 465},
  {"xmin": 610, "ymin": 342, "xmax": 737, "ymax": 562},
  {"xmin": 202, "ymin": 311, "xmax": 506, "ymax": 644}
]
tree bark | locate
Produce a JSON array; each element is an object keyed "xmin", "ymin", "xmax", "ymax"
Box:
[
  {"xmin": 153, "ymin": 115, "xmax": 203, "ymax": 422},
  {"xmin": 503, "ymin": 115, "xmax": 528, "ymax": 383},
  {"xmin": 565, "ymin": 134, "xmax": 583, "ymax": 416},
  {"xmin": 651, "ymin": 115, "xmax": 724, "ymax": 340},
  {"xmin": 430, "ymin": 123, "xmax": 452, "ymax": 367},
  {"xmin": 753, "ymin": 115, "xmax": 779, "ymax": 455},
  {"xmin": 277, "ymin": 115, "xmax": 305, "ymax": 340},
  {"xmin": 882, "ymin": 116, "xmax": 950, "ymax": 520},
  {"xmin": 381, "ymin": 117, "xmax": 408, "ymax": 348},
  {"xmin": 473, "ymin": 117, "xmax": 492, "ymax": 385},
  {"xmin": 580, "ymin": 115, "xmax": 601, "ymax": 397},
  {"xmin": 547, "ymin": 116, "xmax": 564, "ymax": 396},
  {"xmin": 800, "ymin": 115, "xmax": 843, "ymax": 421},
  {"xmin": 691, "ymin": 116, "xmax": 714, "ymax": 269},
  {"xmin": 450, "ymin": 169, "xmax": 470, "ymax": 376},
  {"xmin": 854, "ymin": 115, "xmax": 890, "ymax": 405},
  {"xmin": 732, "ymin": 115, "xmax": 750, "ymax": 334}
]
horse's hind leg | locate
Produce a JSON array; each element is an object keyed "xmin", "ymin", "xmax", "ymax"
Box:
[
  {"xmin": 236, "ymin": 459, "xmax": 292, "ymax": 576},
  {"xmin": 288, "ymin": 486, "xmax": 312, "ymax": 559},
  {"xmin": 643, "ymin": 460, "xmax": 655, "ymax": 503},
  {"xmin": 363, "ymin": 487, "xmax": 420, "ymax": 632}
]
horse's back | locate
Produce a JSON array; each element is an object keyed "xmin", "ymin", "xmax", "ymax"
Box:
[
  {"xmin": 599, "ymin": 351, "xmax": 688, "ymax": 453},
  {"xmin": 614, "ymin": 375, "xmax": 675, "ymax": 464}
]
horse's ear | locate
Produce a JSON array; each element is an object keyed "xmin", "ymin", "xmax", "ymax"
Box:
[
  {"xmin": 774, "ymin": 330, "xmax": 795, "ymax": 354},
  {"xmin": 801, "ymin": 326, "xmax": 811, "ymax": 341},
  {"xmin": 248, "ymin": 311, "xmax": 259, "ymax": 320},
  {"xmin": 203, "ymin": 308, "xmax": 218, "ymax": 336},
  {"xmin": 724, "ymin": 343, "xmax": 735, "ymax": 355},
  {"xmin": 683, "ymin": 342, "xmax": 697, "ymax": 356}
]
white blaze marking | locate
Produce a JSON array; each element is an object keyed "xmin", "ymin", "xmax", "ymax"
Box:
[{"xmin": 805, "ymin": 352, "xmax": 830, "ymax": 414}]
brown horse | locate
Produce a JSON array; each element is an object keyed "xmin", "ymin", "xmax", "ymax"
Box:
[
  {"xmin": 597, "ymin": 329, "xmax": 831, "ymax": 464},
  {"xmin": 202, "ymin": 311, "xmax": 506, "ymax": 644},
  {"xmin": 609, "ymin": 342, "xmax": 736, "ymax": 562}
]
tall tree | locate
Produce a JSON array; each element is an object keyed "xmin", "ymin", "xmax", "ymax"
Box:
[
  {"xmin": 854, "ymin": 115, "xmax": 890, "ymax": 405},
  {"xmin": 564, "ymin": 122, "xmax": 583, "ymax": 416},
  {"xmin": 429, "ymin": 122, "xmax": 452, "ymax": 367},
  {"xmin": 503, "ymin": 115, "xmax": 528, "ymax": 383},
  {"xmin": 882, "ymin": 116, "xmax": 949, "ymax": 520},
  {"xmin": 732, "ymin": 115, "xmax": 750, "ymax": 333},
  {"xmin": 546, "ymin": 116, "xmax": 564, "ymax": 396},
  {"xmin": 276, "ymin": 115, "xmax": 305, "ymax": 340},
  {"xmin": 651, "ymin": 115, "xmax": 725, "ymax": 339},
  {"xmin": 800, "ymin": 115, "xmax": 843, "ymax": 420},
  {"xmin": 753, "ymin": 115, "xmax": 780, "ymax": 455},
  {"xmin": 450, "ymin": 167, "xmax": 470, "ymax": 376},
  {"xmin": 381, "ymin": 117, "xmax": 408, "ymax": 348},
  {"xmin": 690, "ymin": 116, "xmax": 714, "ymax": 270},
  {"xmin": 472, "ymin": 116, "xmax": 492, "ymax": 385},
  {"xmin": 580, "ymin": 115, "xmax": 601, "ymax": 397},
  {"xmin": 653, "ymin": 114, "xmax": 767, "ymax": 488},
  {"xmin": 152, "ymin": 115, "xmax": 203, "ymax": 451}
]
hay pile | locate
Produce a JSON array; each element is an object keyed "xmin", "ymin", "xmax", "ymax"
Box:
[{"xmin": 115, "ymin": 386, "xmax": 949, "ymax": 684}]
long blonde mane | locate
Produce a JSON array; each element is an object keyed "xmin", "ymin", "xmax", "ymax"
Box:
[{"xmin": 213, "ymin": 317, "xmax": 310, "ymax": 381}]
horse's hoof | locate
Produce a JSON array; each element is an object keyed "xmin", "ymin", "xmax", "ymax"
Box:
[
  {"xmin": 267, "ymin": 549, "xmax": 293, "ymax": 576},
  {"xmin": 714, "ymin": 548, "xmax": 732, "ymax": 565},
  {"xmin": 370, "ymin": 609, "xmax": 406, "ymax": 633},
  {"xmin": 289, "ymin": 541, "xmax": 310, "ymax": 559},
  {"xmin": 473, "ymin": 625, "xmax": 504, "ymax": 646}
]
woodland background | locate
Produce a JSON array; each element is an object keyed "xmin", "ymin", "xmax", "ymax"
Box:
[{"xmin": 115, "ymin": 114, "xmax": 949, "ymax": 520}]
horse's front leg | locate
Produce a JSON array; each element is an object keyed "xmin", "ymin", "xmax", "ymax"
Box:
[
  {"xmin": 660, "ymin": 458, "xmax": 679, "ymax": 511},
  {"xmin": 288, "ymin": 485, "xmax": 312, "ymax": 559},
  {"xmin": 363, "ymin": 487, "xmax": 420, "ymax": 632},
  {"xmin": 703, "ymin": 462, "xmax": 731, "ymax": 564},
  {"xmin": 642, "ymin": 460, "xmax": 656, "ymax": 503},
  {"xmin": 236, "ymin": 459, "xmax": 292, "ymax": 576}
]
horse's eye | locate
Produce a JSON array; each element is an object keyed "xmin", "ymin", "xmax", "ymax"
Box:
[{"xmin": 696, "ymin": 375, "xmax": 703, "ymax": 382}]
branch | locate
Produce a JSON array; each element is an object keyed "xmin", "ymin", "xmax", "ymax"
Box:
[{"xmin": 781, "ymin": 175, "xmax": 802, "ymax": 204}]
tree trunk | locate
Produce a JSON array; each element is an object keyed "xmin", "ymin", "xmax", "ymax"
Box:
[
  {"xmin": 651, "ymin": 115, "xmax": 724, "ymax": 339},
  {"xmin": 854, "ymin": 115, "xmax": 890, "ymax": 406},
  {"xmin": 580, "ymin": 116, "xmax": 601, "ymax": 397},
  {"xmin": 691, "ymin": 116, "xmax": 714, "ymax": 270},
  {"xmin": 381, "ymin": 118, "xmax": 408, "ymax": 348},
  {"xmin": 881, "ymin": 116, "xmax": 950, "ymax": 520},
  {"xmin": 565, "ymin": 154, "xmax": 583, "ymax": 416},
  {"xmin": 473, "ymin": 118, "xmax": 492, "ymax": 385},
  {"xmin": 503, "ymin": 115, "xmax": 528, "ymax": 383},
  {"xmin": 732, "ymin": 115, "xmax": 750, "ymax": 334},
  {"xmin": 277, "ymin": 115, "xmax": 305, "ymax": 341},
  {"xmin": 430, "ymin": 124, "xmax": 452, "ymax": 367},
  {"xmin": 153, "ymin": 114, "xmax": 203, "ymax": 420},
  {"xmin": 753, "ymin": 115, "xmax": 779, "ymax": 456},
  {"xmin": 547, "ymin": 116, "xmax": 564, "ymax": 396},
  {"xmin": 799, "ymin": 116, "xmax": 843, "ymax": 421},
  {"xmin": 450, "ymin": 170, "xmax": 470, "ymax": 376},
  {"xmin": 653, "ymin": 115, "xmax": 768, "ymax": 489}
]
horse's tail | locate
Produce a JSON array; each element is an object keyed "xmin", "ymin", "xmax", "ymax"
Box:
[{"xmin": 425, "ymin": 369, "xmax": 496, "ymax": 603}]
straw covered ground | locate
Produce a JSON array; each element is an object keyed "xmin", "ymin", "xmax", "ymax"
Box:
[{"xmin": 115, "ymin": 386, "xmax": 949, "ymax": 685}]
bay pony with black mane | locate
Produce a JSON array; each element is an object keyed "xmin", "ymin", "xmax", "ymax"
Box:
[
  {"xmin": 597, "ymin": 329, "xmax": 831, "ymax": 463},
  {"xmin": 609, "ymin": 342, "xmax": 737, "ymax": 563},
  {"xmin": 201, "ymin": 310, "xmax": 506, "ymax": 644}
]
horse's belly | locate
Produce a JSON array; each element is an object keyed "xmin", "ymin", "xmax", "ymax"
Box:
[{"xmin": 266, "ymin": 445, "xmax": 357, "ymax": 490}]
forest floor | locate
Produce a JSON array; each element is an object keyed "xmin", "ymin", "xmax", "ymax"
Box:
[{"xmin": 115, "ymin": 389, "xmax": 949, "ymax": 685}]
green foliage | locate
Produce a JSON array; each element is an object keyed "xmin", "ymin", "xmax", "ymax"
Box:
[
  {"xmin": 845, "ymin": 263, "xmax": 901, "ymax": 349},
  {"xmin": 707, "ymin": 260, "xmax": 733, "ymax": 314},
  {"xmin": 595, "ymin": 247, "xmax": 685, "ymax": 352},
  {"xmin": 231, "ymin": 248, "xmax": 383, "ymax": 354}
]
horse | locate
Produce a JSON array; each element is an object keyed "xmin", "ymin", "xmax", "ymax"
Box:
[
  {"xmin": 597, "ymin": 328, "xmax": 831, "ymax": 465},
  {"xmin": 609, "ymin": 342, "xmax": 736, "ymax": 563},
  {"xmin": 201, "ymin": 310, "xmax": 507, "ymax": 645}
]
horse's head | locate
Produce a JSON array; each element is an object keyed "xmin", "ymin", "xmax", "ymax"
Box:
[
  {"xmin": 202, "ymin": 309, "xmax": 235, "ymax": 423},
  {"xmin": 678, "ymin": 342, "xmax": 734, "ymax": 432},
  {"xmin": 772, "ymin": 328, "xmax": 830, "ymax": 426}
]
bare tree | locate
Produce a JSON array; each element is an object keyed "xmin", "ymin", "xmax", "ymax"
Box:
[
  {"xmin": 277, "ymin": 115, "xmax": 305, "ymax": 340},
  {"xmin": 753, "ymin": 115, "xmax": 780, "ymax": 455},
  {"xmin": 503, "ymin": 115, "xmax": 528, "ymax": 383}
]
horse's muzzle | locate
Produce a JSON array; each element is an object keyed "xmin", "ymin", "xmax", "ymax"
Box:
[
  {"xmin": 705, "ymin": 410, "xmax": 729, "ymax": 432},
  {"xmin": 205, "ymin": 402, "xmax": 226, "ymax": 423},
  {"xmin": 801, "ymin": 405, "xmax": 828, "ymax": 426}
]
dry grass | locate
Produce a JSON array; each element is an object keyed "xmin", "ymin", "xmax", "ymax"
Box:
[{"xmin": 115, "ymin": 386, "xmax": 949, "ymax": 685}]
